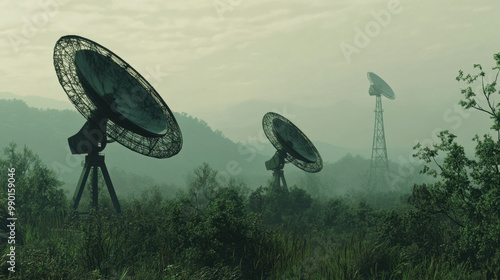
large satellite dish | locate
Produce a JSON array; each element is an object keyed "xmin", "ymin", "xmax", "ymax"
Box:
[
  {"xmin": 53, "ymin": 35, "xmax": 182, "ymax": 213},
  {"xmin": 263, "ymin": 112, "xmax": 322, "ymax": 191},
  {"xmin": 367, "ymin": 72, "xmax": 395, "ymax": 189}
]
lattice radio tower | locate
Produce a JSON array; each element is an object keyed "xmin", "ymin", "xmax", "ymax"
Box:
[{"xmin": 367, "ymin": 72, "xmax": 395, "ymax": 188}]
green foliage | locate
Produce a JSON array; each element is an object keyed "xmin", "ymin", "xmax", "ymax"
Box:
[
  {"xmin": 456, "ymin": 57, "xmax": 500, "ymax": 131},
  {"xmin": 2, "ymin": 146, "xmax": 499, "ymax": 278},
  {"xmin": 410, "ymin": 52, "xmax": 500, "ymax": 274},
  {"xmin": 168, "ymin": 164, "xmax": 277, "ymax": 278},
  {"xmin": 185, "ymin": 162, "xmax": 220, "ymax": 212},
  {"xmin": 248, "ymin": 184, "xmax": 317, "ymax": 234},
  {"xmin": 322, "ymin": 198, "xmax": 355, "ymax": 233},
  {"xmin": 0, "ymin": 142, "xmax": 66, "ymax": 223}
]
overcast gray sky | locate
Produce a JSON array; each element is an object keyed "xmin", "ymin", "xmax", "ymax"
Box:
[{"xmin": 1, "ymin": 0, "xmax": 499, "ymax": 153}]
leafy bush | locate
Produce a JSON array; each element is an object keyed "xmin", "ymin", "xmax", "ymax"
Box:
[
  {"xmin": 410, "ymin": 52, "xmax": 500, "ymax": 275},
  {"xmin": 0, "ymin": 142, "xmax": 66, "ymax": 224}
]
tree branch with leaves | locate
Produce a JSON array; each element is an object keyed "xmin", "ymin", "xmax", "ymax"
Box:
[{"xmin": 411, "ymin": 52, "xmax": 500, "ymax": 269}]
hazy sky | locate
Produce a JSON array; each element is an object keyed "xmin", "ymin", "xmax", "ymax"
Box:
[{"xmin": 1, "ymin": 0, "xmax": 499, "ymax": 154}]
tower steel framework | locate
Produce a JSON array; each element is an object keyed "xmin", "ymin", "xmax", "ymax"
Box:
[{"xmin": 369, "ymin": 95, "xmax": 389, "ymax": 187}]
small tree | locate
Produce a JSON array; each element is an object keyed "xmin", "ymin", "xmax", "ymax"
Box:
[
  {"xmin": 411, "ymin": 53, "xmax": 500, "ymax": 273},
  {"xmin": 185, "ymin": 162, "xmax": 220, "ymax": 212},
  {"xmin": 0, "ymin": 142, "xmax": 66, "ymax": 224}
]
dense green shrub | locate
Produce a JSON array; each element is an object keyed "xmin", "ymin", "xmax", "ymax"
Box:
[
  {"xmin": 1, "ymin": 136, "xmax": 499, "ymax": 279},
  {"xmin": 409, "ymin": 53, "xmax": 500, "ymax": 276},
  {"xmin": 0, "ymin": 142, "xmax": 66, "ymax": 224}
]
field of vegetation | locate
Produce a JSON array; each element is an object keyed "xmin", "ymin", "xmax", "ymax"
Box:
[{"xmin": 1, "ymin": 54, "xmax": 500, "ymax": 279}]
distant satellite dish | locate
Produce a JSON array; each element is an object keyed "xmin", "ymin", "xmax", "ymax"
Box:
[
  {"xmin": 367, "ymin": 72, "xmax": 394, "ymax": 189},
  {"xmin": 263, "ymin": 112, "xmax": 322, "ymax": 191},
  {"xmin": 53, "ymin": 35, "xmax": 182, "ymax": 213},
  {"xmin": 367, "ymin": 72, "xmax": 395, "ymax": 100}
]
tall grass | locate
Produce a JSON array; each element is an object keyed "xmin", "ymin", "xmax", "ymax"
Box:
[
  {"xmin": 267, "ymin": 233, "xmax": 483, "ymax": 280},
  {"xmin": 0, "ymin": 196, "xmax": 494, "ymax": 279}
]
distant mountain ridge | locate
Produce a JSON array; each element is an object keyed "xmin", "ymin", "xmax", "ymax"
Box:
[
  {"xmin": 0, "ymin": 96, "xmax": 423, "ymax": 198},
  {"xmin": 0, "ymin": 92, "xmax": 414, "ymax": 163},
  {"xmin": 0, "ymin": 98, "xmax": 272, "ymax": 193},
  {"xmin": 0, "ymin": 92, "xmax": 74, "ymax": 111}
]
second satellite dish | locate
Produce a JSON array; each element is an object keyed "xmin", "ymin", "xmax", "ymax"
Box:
[
  {"xmin": 53, "ymin": 35, "xmax": 183, "ymax": 213},
  {"xmin": 263, "ymin": 112, "xmax": 322, "ymax": 191}
]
